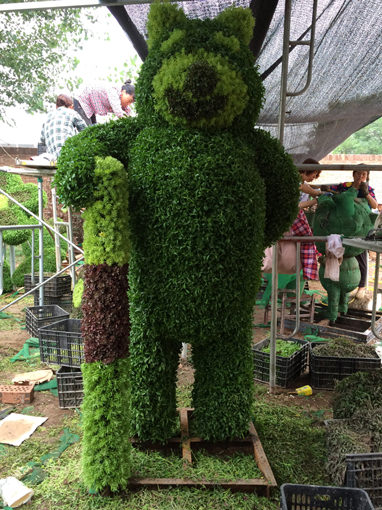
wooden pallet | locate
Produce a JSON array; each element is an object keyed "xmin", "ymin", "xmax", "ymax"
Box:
[{"xmin": 129, "ymin": 408, "xmax": 277, "ymax": 496}]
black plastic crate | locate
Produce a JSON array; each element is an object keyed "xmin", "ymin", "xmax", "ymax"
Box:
[
  {"xmin": 280, "ymin": 483, "xmax": 374, "ymax": 509},
  {"xmin": 252, "ymin": 337, "xmax": 309, "ymax": 388},
  {"xmin": 39, "ymin": 319, "xmax": 83, "ymax": 367},
  {"xmin": 34, "ymin": 292, "xmax": 73, "ymax": 313},
  {"xmin": 345, "ymin": 453, "xmax": 382, "ymax": 509},
  {"xmin": 310, "ymin": 343, "xmax": 381, "ymax": 390},
  {"xmin": 57, "ymin": 366, "xmax": 83, "ymax": 409},
  {"xmin": 25, "ymin": 273, "xmax": 72, "ymax": 297},
  {"xmin": 25, "ymin": 305, "xmax": 70, "ymax": 338}
]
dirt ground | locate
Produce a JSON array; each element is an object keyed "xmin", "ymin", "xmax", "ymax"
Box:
[{"xmin": 0, "ymin": 300, "xmax": 334, "ymax": 432}]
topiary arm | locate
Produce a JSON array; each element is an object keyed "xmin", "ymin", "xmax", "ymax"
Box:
[
  {"xmin": 250, "ymin": 128, "xmax": 300, "ymax": 247},
  {"xmin": 53, "ymin": 116, "xmax": 142, "ymax": 210}
]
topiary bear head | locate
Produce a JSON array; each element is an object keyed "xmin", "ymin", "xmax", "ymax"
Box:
[{"xmin": 136, "ymin": 3, "xmax": 264, "ymax": 132}]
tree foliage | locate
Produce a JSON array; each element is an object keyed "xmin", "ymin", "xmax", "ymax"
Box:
[
  {"xmin": 0, "ymin": 2, "xmax": 93, "ymax": 121},
  {"xmin": 333, "ymin": 117, "xmax": 382, "ymax": 154}
]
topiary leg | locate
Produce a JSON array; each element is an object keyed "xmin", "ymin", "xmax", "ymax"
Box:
[
  {"xmin": 191, "ymin": 325, "xmax": 253, "ymax": 440},
  {"xmin": 129, "ymin": 326, "xmax": 181, "ymax": 442}
]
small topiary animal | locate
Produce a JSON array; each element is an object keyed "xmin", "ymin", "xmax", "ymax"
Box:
[
  {"xmin": 313, "ymin": 189, "xmax": 374, "ymax": 323},
  {"xmin": 55, "ymin": 3, "xmax": 299, "ymax": 459}
]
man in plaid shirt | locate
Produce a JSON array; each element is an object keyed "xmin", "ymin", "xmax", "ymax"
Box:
[
  {"xmin": 40, "ymin": 94, "xmax": 87, "ymax": 160},
  {"xmin": 74, "ymin": 80, "xmax": 135, "ymax": 125}
]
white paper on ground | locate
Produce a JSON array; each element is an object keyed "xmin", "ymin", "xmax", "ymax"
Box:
[
  {"xmin": 0, "ymin": 477, "xmax": 33, "ymax": 508},
  {"xmin": 12, "ymin": 369, "xmax": 54, "ymax": 385},
  {"xmin": 0, "ymin": 413, "xmax": 47, "ymax": 446}
]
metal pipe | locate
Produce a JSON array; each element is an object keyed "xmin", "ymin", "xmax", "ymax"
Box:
[
  {"xmin": 371, "ymin": 253, "xmax": 382, "ymax": 341},
  {"xmin": 9, "ymin": 246, "xmax": 16, "ymax": 277},
  {"xmin": 0, "ymin": 255, "xmax": 84, "ymax": 313},
  {"xmin": 0, "ymin": 224, "xmax": 43, "ymax": 231},
  {"xmin": 51, "ymin": 187, "xmax": 62, "ymax": 271},
  {"xmin": 31, "ymin": 229, "xmax": 35, "ymax": 286},
  {"xmin": 269, "ymin": 240, "xmax": 279, "ymax": 393},
  {"xmin": 287, "ymin": 0, "xmax": 318, "ymax": 97},
  {"xmin": 67, "ymin": 208, "xmax": 77, "ymax": 287},
  {"xmin": 277, "ymin": 0, "xmax": 292, "ymax": 145},
  {"xmin": 0, "ymin": 234, "xmax": 3, "ymax": 296},
  {"xmin": 296, "ymin": 164, "xmax": 382, "ymax": 171},
  {"xmin": 38, "ymin": 177, "xmax": 44, "ymax": 306},
  {"xmin": 0, "ymin": 188, "xmax": 83, "ymax": 254}
]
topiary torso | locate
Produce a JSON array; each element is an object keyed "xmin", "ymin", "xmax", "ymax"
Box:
[{"xmin": 55, "ymin": 4, "xmax": 300, "ymax": 444}]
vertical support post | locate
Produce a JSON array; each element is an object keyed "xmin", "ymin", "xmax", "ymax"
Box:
[
  {"xmin": 67, "ymin": 207, "xmax": 76, "ymax": 287},
  {"xmin": 270, "ymin": 0, "xmax": 292, "ymax": 393},
  {"xmin": 9, "ymin": 245, "xmax": 16, "ymax": 277},
  {"xmin": 31, "ymin": 228, "xmax": 35, "ymax": 287},
  {"xmin": 0, "ymin": 233, "xmax": 3, "ymax": 295},
  {"xmin": 269, "ymin": 243, "xmax": 278, "ymax": 392},
  {"xmin": 51, "ymin": 187, "xmax": 62, "ymax": 271},
  {"xmin": 38, "ymin": 177, "xmax": 44, "ymax": 306},
  {"xmin": 277, "ymin": 0, "xmax": 292, "ymax": 144}
]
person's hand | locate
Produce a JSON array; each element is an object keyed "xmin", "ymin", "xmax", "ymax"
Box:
[{"xmin": 358, "ymin": 181, "xmax": 369, "ymax": 198}]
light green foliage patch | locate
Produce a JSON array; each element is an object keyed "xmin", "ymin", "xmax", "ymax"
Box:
[
  {"xmin": 262, "ymin": 339, "xmax": 302, "ymax": 357},
  {"xmin": 81, "ymin": 358, "xmax": 131, "ymax": 493},
  {"xmin": 83, "ymin": 157, "xmax": 130, "ymax": 266}
]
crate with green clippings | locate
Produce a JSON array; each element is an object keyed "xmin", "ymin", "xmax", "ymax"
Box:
[{"xmin": 252, "ymin": 337, "xmax": 309, "ymax": 388}]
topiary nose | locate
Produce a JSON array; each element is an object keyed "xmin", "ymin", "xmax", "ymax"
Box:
[{"xmin": 184, "ymin": 60, "xmax": 218, "ymax": 98}]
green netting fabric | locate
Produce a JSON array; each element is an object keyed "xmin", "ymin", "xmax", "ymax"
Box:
[
  {"xmin": 10, "ymin": 338, "xmax": 39, "ymax": 362},
  {"xmin": 33, "ymin": 379, "xmax": 58, "ymax": 397}
]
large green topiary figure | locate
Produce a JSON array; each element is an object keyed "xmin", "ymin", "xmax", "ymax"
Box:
[
  {"xmin": 313, "ymin": 188, "xmax": 374, "ymax": 323},
  {"xmin": 55, "ymin": 3, "xmax": 299, "ymax": 450}
]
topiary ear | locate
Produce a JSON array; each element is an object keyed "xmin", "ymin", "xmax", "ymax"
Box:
[
  {"xmin": 215, "ymin": 7, "xmax": 254, "ymax": 47},
  {"xmin": 147, "ymin": 2, "xmax": 187, "ymax": 49}
]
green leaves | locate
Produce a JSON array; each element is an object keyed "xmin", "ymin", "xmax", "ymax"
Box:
[{"xmin": 81, "ymin": 358, "xmax": 131, "ymax": 492}]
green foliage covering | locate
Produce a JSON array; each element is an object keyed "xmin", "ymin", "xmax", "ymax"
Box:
[
  {"xmin": 11, "ymin": 249, "xmax": 57, "ymax": 288},
  {"xmin": 313, "ymin": 336, "xmax": 378, "ymax": 358},
  {"xmin": 262, "ymin": 339, "xmax": 301, "ymax": 357},
  {"xmin": 147, "ymin": 2, "xmax": 187, "ymax": 50},
  {"xmin": 22, "ymin": 218, "xmax": 67, "ymax": 260},
  {"xmin": 83, "ymin": 157, "xmax": 130, "ymax": 266},
  {"xmin": 55, "ymin": 117, "xmax": 141, "ymax": 209},
  {"xmin": 2, "ymin": 260, "xmax": 13, "ymax": 293},
  {"xmin": 253, "ymin": 399, "xmax": 328, "ymax": 485},
  {"xmin": 215, "ymin": 6, "xmax": 254, "ymax": 46},
  {"xmin": 81, "ymin": 358, "xmax": 131, "ymax": 492},
  {"xmin": 54, "ymin": 2, "xmax": 300, "ymax": 444},
  {"xmin": 249, "ymin": 128, "xmax": 300, "ymax": 246},
  {"xmin": 129, "ymin": 126, "xmax": 265, "ymax": 439},
  {"xmin": 72, "ymin": 278, "xmax": 84, "ymax": 309},
  {"xmin": 333, "ymin": 370, "xmax": 382, "ymax": 419},
  {"xmin": 0, "ymin": 206, "xmax": 31, "ymax": 245},
  {"xmin": 0, "ymin": 174, "xmax": 45, "ymax": 246},
  {"xmin": 313, "ymin": 189, "xmax": 374, "ymax": 257}
]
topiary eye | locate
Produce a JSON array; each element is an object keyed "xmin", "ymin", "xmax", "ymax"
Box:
[
  {"xmin": 213, "ymin": 32, "xmax": 240, "ymax": 53},
  {"xmin": 161, "ymin": 29, "xmax": 186, "ymax": 53}
]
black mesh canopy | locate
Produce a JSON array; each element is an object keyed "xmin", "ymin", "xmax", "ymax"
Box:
[{"xmin": 110, "ymin": 0, "xmax": 382, "ymax": 162}]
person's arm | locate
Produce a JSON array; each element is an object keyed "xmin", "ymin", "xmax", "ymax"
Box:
[
  {"xmin": 366, "ymin": 189, "xmax": 378, "ymax": 209},
  {"xmin": 40, "ymin": 124, "xmax": 46, "ymax": 145},
  {"xmin": 299, "ymin": 198, "xmax": 318, "ymax": 209},
  {"xmin": 300, "ymin": 181, "xmax": 322, "ymax": 197},
  {"xmin": 73, "ymin": 113, "xmax": 87, "ymax": 133},
  {"xmin": 107, "ymin": 87, "xmax": 126, "ymax": 118}
]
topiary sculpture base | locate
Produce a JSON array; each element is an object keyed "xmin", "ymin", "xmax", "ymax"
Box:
[{"xmin": 128, "ymin": 408, "xmax": 277, "ymax": 496}]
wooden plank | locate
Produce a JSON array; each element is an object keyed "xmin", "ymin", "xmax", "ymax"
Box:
[
  {"xmin": 128, "ymin": 477, "xmax": 269, "ymax": 493},
  {"xmin": 249, "ymin": 422, "xmax": 277, "ymax": 488},
  {"xmin": 180, "ymin": 408, "xmax": 192, "ymax": 467}
]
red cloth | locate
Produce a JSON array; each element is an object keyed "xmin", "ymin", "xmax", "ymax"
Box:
[{"xmin": 290, "ymin": 210, "xmax": 319, "ymax": 280}]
